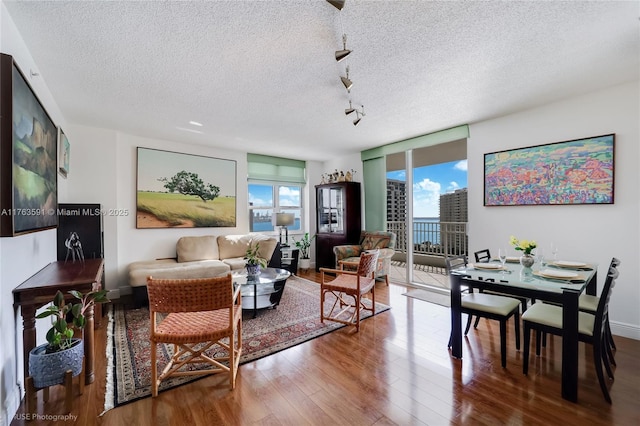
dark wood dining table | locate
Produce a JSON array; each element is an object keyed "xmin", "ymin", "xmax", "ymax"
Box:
[{"xmin": 448, "ymin": 260, "xmax": 597, "ymax": 402}]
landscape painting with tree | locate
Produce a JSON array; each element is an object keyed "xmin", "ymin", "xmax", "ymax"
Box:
[{"xmin": 136, "ymin": 147, "xmax": 236, "ymax": 228}]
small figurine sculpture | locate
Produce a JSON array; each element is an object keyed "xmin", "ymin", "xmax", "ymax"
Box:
[
  {"xmin": 338, "ymin": 171, "xmax": 345, "ymax": 182},
  {"xmin": 345, "ymin": 170, "xmax": 352, "ymax": 182},
  {"xmin": 65, "ymin": 231, "xmax": 85, "ymax": 262}
]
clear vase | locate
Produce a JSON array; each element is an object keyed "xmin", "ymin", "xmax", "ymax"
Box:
[{"xmin": 520, "ymin": 253, "xmax": 535, "ymax": 281}]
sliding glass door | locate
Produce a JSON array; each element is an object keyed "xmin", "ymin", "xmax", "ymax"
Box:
[{"xmin": 386, "ymin": 140, "xmax": 468, "ymax": 290}]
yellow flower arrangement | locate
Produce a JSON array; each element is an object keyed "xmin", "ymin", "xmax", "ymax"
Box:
[{"xmin": 509, "ymin": 236, "xmax": 537, "ymax": 255}]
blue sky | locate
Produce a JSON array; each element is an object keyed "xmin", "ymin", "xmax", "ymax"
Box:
[{"xmin": 387, "ymin": 160, "xmax": 468, "ymax": 217}]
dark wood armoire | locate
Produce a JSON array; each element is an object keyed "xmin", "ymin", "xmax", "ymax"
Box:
[{"xmin": 315, "ymin": 182, "xmax": 361, "ymax": 270}]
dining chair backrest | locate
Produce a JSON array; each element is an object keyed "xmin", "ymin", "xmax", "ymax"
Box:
[
  {"xmin": 357, "ymin": 250, "xmax": 379, "ymax": 278},
  {"xmin": 474, "ymin": 249, "xmax": 491, "ymax": 263},
  {"xmin": 446, "ymin": 254, "xmax": 468, "ymax": 274},
  {"xmin": 595, "ymin": 265, "xmax": 620, "ymax": 337},
  {"xmin": 608, "ymin": 257, "xmax": 621, "ymax": 270}
]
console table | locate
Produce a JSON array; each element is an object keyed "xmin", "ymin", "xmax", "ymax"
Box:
[{"xmin": 13, "ymin": 259, "xmax": 104, "ymax": 385}]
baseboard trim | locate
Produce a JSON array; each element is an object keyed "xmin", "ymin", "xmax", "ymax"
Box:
[{"xmin": 611, "ymin": 320, "xmax": 640, "ymax": 341}]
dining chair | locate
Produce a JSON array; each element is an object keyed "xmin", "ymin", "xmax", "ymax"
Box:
[
  {"xmin": 470, "ymin": 250, "xmax": 531, "ymax": 327},
  {"xmin": 320, "ymin": 250, "xmax": 379, "ymax": 332},
  {"xmin": 579, "ymin": 257, "xmax": 620, "ymax": 362},
  {"xmin": 522, "ymin": 266, "xmax": 619, "ymax": 403},
  {"xmin": 146, "ymin": 274, "xmax": 242, "ymax": 397},
  {"xmin": 446, "ymin": 254, "xmax": 521, "ymax": 368},
  {"xmin": 474, "ymin": 249, "xmax": 491, "ymax": 263}
]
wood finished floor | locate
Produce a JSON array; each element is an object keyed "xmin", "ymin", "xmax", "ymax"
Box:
[{"xmin": 11, "ymin": 270, "xmax": 640, "ymax": 425}]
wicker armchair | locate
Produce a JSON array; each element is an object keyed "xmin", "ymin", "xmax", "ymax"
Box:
[
  {"xmin": 320, "ymin": 250, "xmax": 379, "ymax": 332},
  {"xmin": 333, "ymin": 231, "xmax": 396, "ymax": 285},
  {"xmin": 147, "ymin": 274, "xmax": 242, "ymax": 397}
]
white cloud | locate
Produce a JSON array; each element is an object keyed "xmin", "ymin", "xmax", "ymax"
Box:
[
  {"xmin": 454, "ymin": 160, "xmax": 468, "ymax": 172},
  {"xmin": 412, "ymin": 178, "xmax": 441, "ymax": 217},
  {"xmin": 447, "ymin": 181, "xmax": 460, "ymax": 191},
  {"xmin": 388, "ymin": 170, "xmax": 406, "ymax": 181}
]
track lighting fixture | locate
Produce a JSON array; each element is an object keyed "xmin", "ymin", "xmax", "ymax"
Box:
[
  {"xmin": 345, "ymin": 100, "xmax": 355, "ymax": 115},
  {"xmin": 341, "ymin": 66, "xmax": 353, "ymax": 92},
  {"xmin": 335, "ymin": 34, "xmax": 352, "ymax": 62},
  {"xmin": 353, "ymin": 105, "xmax": 365, "ymax": 126},
  {"xmin": 327, "ymin": 0, "xmax": 346, "ymax": 11}
]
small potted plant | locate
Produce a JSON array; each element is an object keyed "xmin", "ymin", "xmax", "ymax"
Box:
[
  {"xmin": 244, "ymin": 243, "xmax": 268, "ymax": 276},
  {"xmin": 29, "ymin": 289, "xmax": 109, "ymax": 388},
  {"xmin": 293, "ymin": 232, "xmax": 316, "ymax": 270}
]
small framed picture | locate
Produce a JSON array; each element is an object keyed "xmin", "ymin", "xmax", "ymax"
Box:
[{"xmin": 58, "ymin": 128, "xmax": 70, "ymax": 178}]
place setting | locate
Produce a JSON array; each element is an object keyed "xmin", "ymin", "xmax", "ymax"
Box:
[
  {"xmin": 533, "ymin": 268, "xmax": 587, "ymax": 284},
  {"xmin": 469, "ymin": 262, "xmax": 507, "ymax": 272},
  {"xmin": 547, "ymin": 260, "xmax": 595, "ymax": 271}
]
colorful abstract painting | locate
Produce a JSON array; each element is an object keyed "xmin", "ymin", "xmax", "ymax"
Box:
[{"xmin": 484, "ymin": 134, "xmax": 614, "ymax": 206}]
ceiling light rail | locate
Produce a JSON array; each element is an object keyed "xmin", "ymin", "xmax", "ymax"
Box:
[{"xmin": 327, "ymin": 0, "xmax": 365, "ymax": 126}]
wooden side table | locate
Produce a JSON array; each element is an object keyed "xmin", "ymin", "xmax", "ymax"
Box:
[{"xmin": 13, "ymin": 259, "xmax": 104, "ymax": 385}]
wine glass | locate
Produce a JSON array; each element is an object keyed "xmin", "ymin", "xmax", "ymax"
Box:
[
  {"xmin": 536, "ymin": 249, "xmax": 546, "ymax": 271},
  {"xmin": 550, "ymin": 242, "xmax": 559, "ymax": 261},
  {"xmin": 498, "ymin": 248, "xmax": 508, "ymax": 272}
]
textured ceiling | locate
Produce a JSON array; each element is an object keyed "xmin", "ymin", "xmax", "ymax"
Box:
[{"xmin": 4, "ymin": 1, "xmax": 639, "ymax": 161}]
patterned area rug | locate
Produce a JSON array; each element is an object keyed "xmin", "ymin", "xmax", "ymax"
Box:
[{"xmin": 103, "ymin": 275, "xmax": 390, "ymax": 411}]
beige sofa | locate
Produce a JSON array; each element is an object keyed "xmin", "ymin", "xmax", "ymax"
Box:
[{"xmin": 129, "ymin": 234, "xmax": 279, "ymax": 306}]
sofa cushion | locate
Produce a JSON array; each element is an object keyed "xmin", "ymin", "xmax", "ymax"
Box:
[
  {"xmin": 217, "ymin": 234, "xmax": 254, "ymax": 259},
  {"xmin": 250, "ymin": 234, "xmax": 278, "ymax": 261},
  {"xmin": 129, "ymin": 259, "xmax": 230, "ymax": 287},
  {"xmin": 176, "ymin": 235, "xmax": 219, "ymax": 262},
  {"xmin": 223, "ymin": 257, "xmax": 248, "ymax": 270},
  {"xmin": 361, "ymin": 232, "xmax": 393, "ymax": 250}
]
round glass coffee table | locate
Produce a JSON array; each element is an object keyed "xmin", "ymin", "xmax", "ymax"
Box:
[{"xmin": 232, "ymin": 267, "xmax": 291, "ymax": 318}]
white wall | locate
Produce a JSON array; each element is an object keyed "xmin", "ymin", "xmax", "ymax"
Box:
[
  {"xmin": 64, "ymin": 127, "xmax": 324, "ymax": 293},
  {"xmin": 0, "ymin": 4, "xmax": 68, "ymax": 424},
  {"xmin": 468, "ymin": 81, "xmax": 640, "ymax": 339}
]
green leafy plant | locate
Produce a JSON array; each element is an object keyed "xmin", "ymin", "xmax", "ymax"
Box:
[
  {"xmin": 293, "ymin": 233, "xmax": 316, "ymax": 259},
  {"xmin": 36, "ymin": 289, "xmax": 110, "ymax": 354},
  {"xmin": 244, "ymin": 243, "xmax": 268, "ymax": 268},
  {"xmin": 509, "ymin": 235, "xmax": 537, "ymax": 255}
]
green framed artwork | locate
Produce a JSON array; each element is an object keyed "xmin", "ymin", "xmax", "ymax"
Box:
[
  {"xmin": 484, "ymin": 134, "xmax": 615, "ymax": 206},
  {"xmin": 136, "ymin": 147, "xmax": 237, "ymax": 228},
  {"xmin": 0, "ymin": 54, "xmax": 58, "ymax": 236}
]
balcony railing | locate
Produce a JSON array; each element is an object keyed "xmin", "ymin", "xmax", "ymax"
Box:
[{"xmin": 387, "ymin": 220, "xmax": 468, "ymax": 259}]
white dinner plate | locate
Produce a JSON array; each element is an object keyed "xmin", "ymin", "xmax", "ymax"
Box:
[
  {"xmin": 538, "ymin": 269, "xmax": 579, "ymax": 279},
  {"xmin": 554, "ymin": 260, "xmax": 587, "ymax": 268},
  {"xmin": 471, "ymin": 263, "xmax": 503, "ymax": 270}
]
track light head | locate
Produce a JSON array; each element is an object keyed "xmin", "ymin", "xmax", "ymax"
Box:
[
  {"xmin": 345, "ymin": 100, "xmax": 355, "ymax": 115},
  {"xmin": 335, "ymin": 34, "xmax": 351, "ymax": 62},
  {"xmin": 341, "ymin": 66, "xmax": 353, "ymax": 92},
  {"xmin": 341, "ymin": 76, "xmax": 353, "ymax": 91},
  {"xmin": 335, "ymin": 49, "xmax": 351, "ymax": 62},
  {"xmin": 327, "ymin": 0, "xmax": 346, "ymax": 11},
  {"xmin": 353, "ymin": 105, "xmax": 365, "ymax": 126}
]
